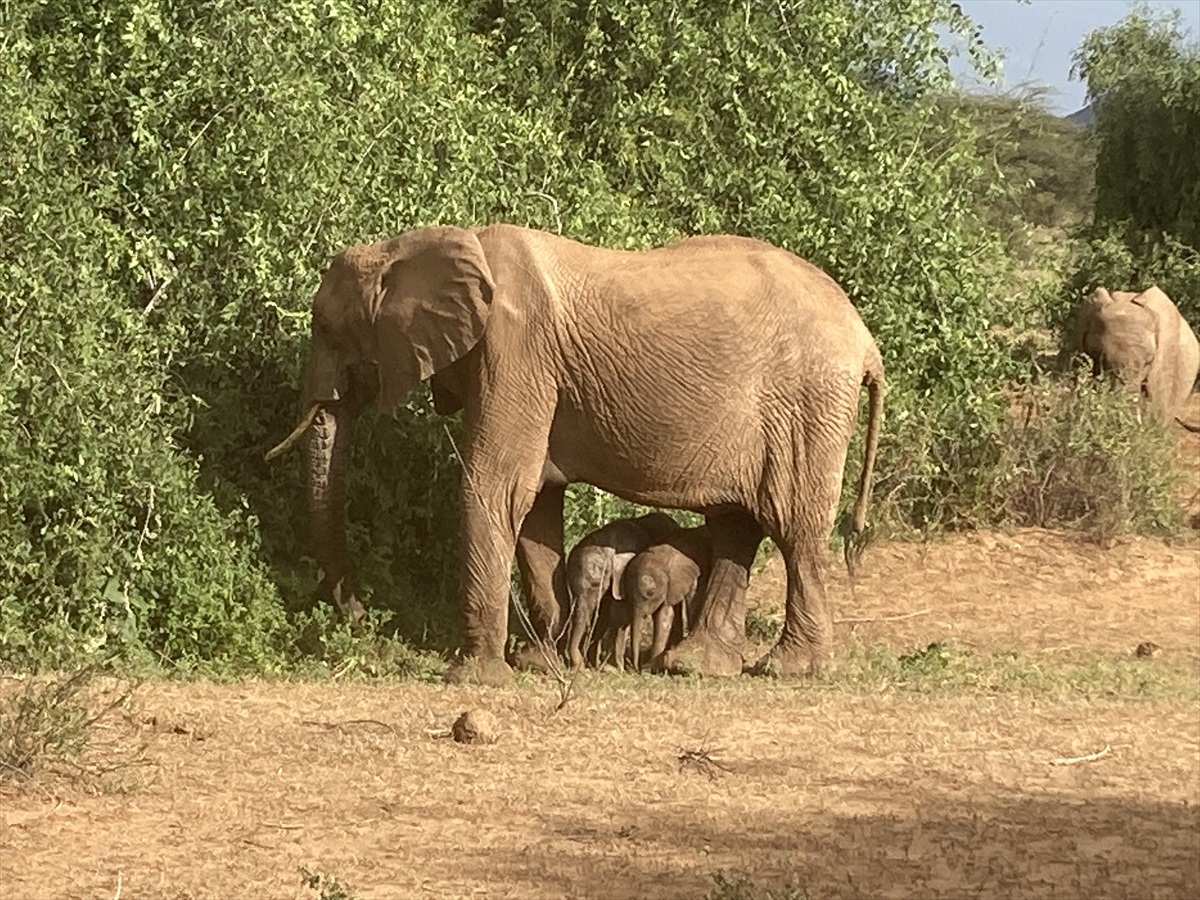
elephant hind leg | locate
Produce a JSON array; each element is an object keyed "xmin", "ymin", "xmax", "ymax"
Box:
[
  {"xmin": 660, "ymin": 510, "xmax": 761, "ymax": 677},
  {"xmin": 752, "ymin": 405, "xmax": 854, "ymax": 677},
  {"xmin": 753, "ymin": 535, "xmax": 832, "ymax": 677},
  {"xmin": 515, "ymin": 484, "xmax": 568, "ymax": 648}
]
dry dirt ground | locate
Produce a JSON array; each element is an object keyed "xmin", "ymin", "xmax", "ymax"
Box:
[{"xmin": 2, "ymin": 399, "xmax": 1199, "ymax": 900}]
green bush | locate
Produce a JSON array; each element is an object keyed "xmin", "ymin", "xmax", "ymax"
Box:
[
  {"xmin": 14, "ymin": 0, "xmax": 1172, "ymax": 673},
  {"xmin": 1056, "ymin": 225, "xmax": 1200, "ymax": 333}
]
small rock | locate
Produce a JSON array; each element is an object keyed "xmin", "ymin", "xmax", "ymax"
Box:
[
  {"xmin": 451, "ymin": 709, "xmax": 498, "ymax": 744},
  {"xmin": 1134, "ymin": 642, "xmax": 1162, "ymax": 659}
]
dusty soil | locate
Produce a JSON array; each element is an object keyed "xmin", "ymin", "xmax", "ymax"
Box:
[{"xmin": 2, "ymin": 397, "xmax": 1198, "ymax": 900}]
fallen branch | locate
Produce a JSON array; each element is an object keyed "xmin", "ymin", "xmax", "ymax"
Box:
[
  {"xmin": 835, "ymin": 608, "xmax": 931, "ymax": 625},
  {"xmin": 1049, "ymin": 744, "xmax": 1111, "ymax": 766},
  {"xmin": 262, "ymin": 821, "xmax": 305, "ymax": 830},
  {"xmin": 300, "ymin": 718, "xmax": 396, "ymax": 734},
  {"xmin": 677, "ymin": 746, "xmax": 731, "ymax": 781}
]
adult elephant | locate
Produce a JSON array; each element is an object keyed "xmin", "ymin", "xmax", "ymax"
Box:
[
  {"xmin": 269, "ymin": 224, "xmax": 884, "ymax": 685},
  {"xmin": 1073, "ymin": 285, "xmax": 1199, "ymax": 426}
]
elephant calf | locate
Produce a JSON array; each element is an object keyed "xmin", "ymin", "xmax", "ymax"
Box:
[
  {"xmin": 612, "ymin": 525, "xmax": 714, "ymax": 673},
  {"xmin": 564, "ymin": 512, "xmax": 682, "ymax": 668},
  {"xmin": 1073, "ymin": 285, "xmax": 1200, "ymax": 426}
]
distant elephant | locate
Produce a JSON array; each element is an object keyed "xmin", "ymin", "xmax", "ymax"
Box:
[
  {"xmin": 612, "ymin": 525, "xmax": 713, "ymax": 673},
  {"xmin": 564, "ymin": 512, "xmax": 682, "ymax": 668},
  {"xmin": 269, "ymin": 224, "xmax": 883, "ymax": 685},
  {"xmin": 1073, "ymin": 286, "xmax": 1199, "ymax": 425}
]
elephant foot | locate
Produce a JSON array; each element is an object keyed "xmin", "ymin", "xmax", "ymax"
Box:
[
  {"xmin": 749, "ymin": 639, "xmax": 831, "ymax": 678},
  {"xmin": 659, "ymin": 630, "xmax": 743, "ymax": 677},
  {"xmin": 511, "ymin": 643, "xmax": 560, "ymax": 674},
  {"xmin": 443, "ymin": 655, "xmax": 514, "ymax": 686}
]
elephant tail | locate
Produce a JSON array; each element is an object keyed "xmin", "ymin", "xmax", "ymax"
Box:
[{"xmin": 845, "ymin": 359, "xmax": 884, "ymax": 576}]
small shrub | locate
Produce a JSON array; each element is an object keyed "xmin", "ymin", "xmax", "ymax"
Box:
[
  {"xmin": 288, "ymin": 608, "xmax": 446, "ymax": 681},
  {"xmin": 899, "ymin": 640, "xmax": 954, "ymax": 673},
  {"xmin": 706, "ymin": 870, "xmax": 810, "ymax": 900},
  {"xmin": 868, "ymin": 393, "xmax": 1009, "ymax": 534},
  {"xmin": 0, "ymin": 666, "xmax": 133, "ymax": 783},
  {"xmin": 300, "ymin": 867, "xmax": 359, "ymax": 900},
  {"xmin": 996, "ymin": 381, "xmax": 1187, "ymax": 541}
]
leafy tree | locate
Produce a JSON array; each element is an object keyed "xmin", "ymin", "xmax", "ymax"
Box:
[
  {"xmin": 946, "ymin": 91, "xmax": 1094, "ymax": 243},
  {"xmin": 1073, "ymin": 4, "xmax": 1199, "ymax": 248},
  {"xmin": 2, "ymin": 0, "xmax": 1033, "ymax": 669},
  {"xmin": 1067, "ymin": 4, "xmax": 1200, "ymax": 325}
]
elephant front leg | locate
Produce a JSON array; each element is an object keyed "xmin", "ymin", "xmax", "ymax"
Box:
[
  {"xmin": 648, "ymin": 603, "xmax": 676, "ymax": 668},
  {"xmin": 513, "ymin": 484, "xmax": 569, "ymax": 671},
  {"xmin": 444, "ymin": 478, "xmax": 533, "ymax": 686},
  {"xmin": 661, "ymin": 511, "xmax": 761, "ymax": 677}
]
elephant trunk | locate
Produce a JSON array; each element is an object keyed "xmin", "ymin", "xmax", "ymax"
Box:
[{"xmin": 305, "ymin": 403, "xmax": 364, "ymax": 622}]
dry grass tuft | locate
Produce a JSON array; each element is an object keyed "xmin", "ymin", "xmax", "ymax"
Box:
[
  {"xmin": 299, "ymin": 865, "xmax": 360, "ymax": 900},
  {"xmin": 0, "ymin": 667, "xmax": 146, "ymax": 788}
]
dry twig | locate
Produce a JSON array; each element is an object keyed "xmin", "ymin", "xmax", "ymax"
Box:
[
  {"xmin": 835, "ymin": 608, "xmax": 931, "ymax": 624},
  {"xmin": 677, "ymin": 745, "xmax": 731, "ymax": 781},
  {"xmin": 300, "ymin": 718, "xmax": 396, "ymax": 734},
  {"xmin": 1049, "ymin": 744, "xmax": 1112, "ymax": 766}
]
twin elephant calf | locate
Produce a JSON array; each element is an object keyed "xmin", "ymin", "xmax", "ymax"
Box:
[{"xmin": 565, "ymin": 513, "xmax": 712, "ymax": 673}]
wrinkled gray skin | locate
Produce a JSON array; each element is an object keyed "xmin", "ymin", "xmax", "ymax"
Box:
[
  {"xmin": 1074, "ymin": 286, "xmax": 1200, "ymax": 425},
  {"xmin": 269, "ymin": 224, "xmax": 884, "ymax": 686},
  {"xmin": 564, "ymin": 512, "xmax": 682, "ymax": 668},
  {"xmin": 612, "ymin": 525, "xmax": 713, "ymax": 673}
]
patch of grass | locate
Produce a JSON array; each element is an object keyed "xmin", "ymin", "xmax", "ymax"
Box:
[
  {"xmin": 0, "ymin": 666, "xmax": 136, "ymax": 784},
  {"xmin": 300, "ymin": 865, "xmax": 360, "ymax": 900},
  {"xmin": 289, "ymin": 608, "xmax": 447, "ymax": 682},
  {"xmin": 706, "ymin": 870, "xmax": 810, "ymax": 900},
  {"xmin": 822, "ymin": 640, "xmax": 1199, "ymax": 700},
  {"xmin": 745, "ymin": 608, "xmax": 783, "ymax": 645}
]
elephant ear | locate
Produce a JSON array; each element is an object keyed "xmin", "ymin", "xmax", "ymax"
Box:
[
  {"xmin": 610, "ymin": 552, "xmax": 637, "ymax": 600},
  {"xmin": 372, "ymin": 227, "xmax": 495, "ymax": 411}
]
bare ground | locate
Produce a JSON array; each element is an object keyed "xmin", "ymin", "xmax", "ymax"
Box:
[{"xmin": 2, "ymin": 398, "xmax": 1199, "ymax": 900}]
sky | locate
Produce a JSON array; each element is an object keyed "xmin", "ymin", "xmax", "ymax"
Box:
[{"xmin": 953, "ymin": 0, "xmax": 1200, "ymax": 114}]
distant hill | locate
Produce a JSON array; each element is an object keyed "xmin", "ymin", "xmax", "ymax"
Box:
[{"xmin": 1064, "ymin": 103, "xmax": 1095, "ymax": 126}]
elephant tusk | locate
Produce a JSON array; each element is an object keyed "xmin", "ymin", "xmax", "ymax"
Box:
[{"xmin": 265, "ymin": 404, "xmax": 321, "ymax": 461}]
